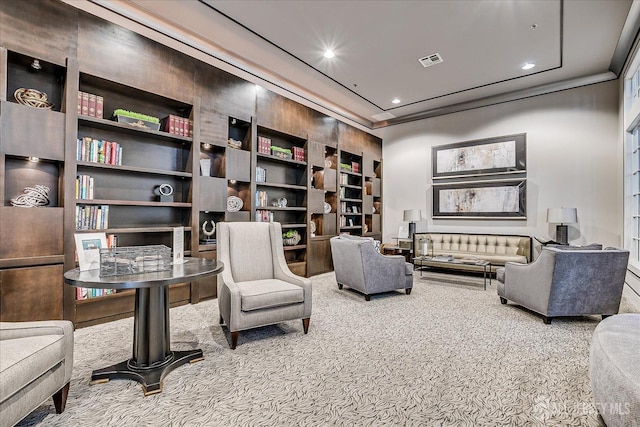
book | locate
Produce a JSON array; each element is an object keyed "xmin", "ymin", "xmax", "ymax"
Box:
[
  {"xmin": 81, "ymin": 92, "xmax": 89, "ymax": 116},
  {"xmin": 88, "ymin": 93, "xmax": 96, "ymax": 117},
  {"xmin": 96, "ymin": 95, "xmax": 104, "ymax": 119},
  {"xmin": 77, "ymin": 91, "xmax": 82, "ymax": 115}
]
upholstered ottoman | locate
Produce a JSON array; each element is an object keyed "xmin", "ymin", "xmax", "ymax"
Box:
[{"xmin": 589, "ymin": 313, "xmax": 640, "ymax": 426}]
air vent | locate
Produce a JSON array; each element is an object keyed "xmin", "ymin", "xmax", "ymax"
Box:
[{"xmin": 418, "ymin": 53, "xmax": 443, "ymax": 68}]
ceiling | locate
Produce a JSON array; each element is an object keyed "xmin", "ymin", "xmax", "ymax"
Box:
[{"xmin": 88, "ymin": 0, "xmax": 638, "ymax": 130}]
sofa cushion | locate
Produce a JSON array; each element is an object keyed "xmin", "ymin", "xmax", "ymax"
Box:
[
  {"xmin": 237, "ymin": 279, "xmax": 304, "ymax": 311},
  {"xmin": 0, "ymin": 335, "xmax": 65, "ymax": 404}
]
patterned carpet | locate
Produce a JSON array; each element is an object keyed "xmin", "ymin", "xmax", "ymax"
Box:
[{"xmin": 18, "ymin": 271, "xmax": 638, "ymax": 426}]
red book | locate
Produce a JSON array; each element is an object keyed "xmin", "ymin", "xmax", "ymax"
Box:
[
  {"xmin": 77, "ymin": 91, "xmax": 82, "ymax": 115},
  {"xmin": 178, "ymin": 117, "xmax": 185, "ymax": 136},
  {"xmin": 88, "ymin": 93, "xmax": 96, "ymax": 117},
  {"xmin": 170, "ymin": 115, "xmax": 176, "ymax": 134},
  {"xmin": 188, "ymin": 119, "xmax": 193, "ymax": 138},
  {"xmin": 110, "ymin": 142, "xmax": 117, "ymax": 165},
  {"xmin": 96, "ymin": 96, "xmax": 103, "ymax": 119},
  {"xmin": 81, "ymin": 92, "xmax": 89, "ymax": 116}
]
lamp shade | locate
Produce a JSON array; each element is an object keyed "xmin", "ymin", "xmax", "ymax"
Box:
[
  {"xmin": 403, "ymin": 209, "xmax": 422, "ymax": 222},
  {"xmin": 546, "ymin": 208, "xmax": 577, "ymax": 224}
]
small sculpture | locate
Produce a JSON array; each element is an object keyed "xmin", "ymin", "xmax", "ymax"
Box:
[
  {"xmin": 10, "ymin": 185, "xmax": 50, "ymax": 207},
  {"xmin": 201, "ymin": 220, "xmax": 216, "ymax": 244}
]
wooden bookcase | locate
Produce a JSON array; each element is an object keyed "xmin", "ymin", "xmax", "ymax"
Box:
[
  {"xmin": 0, "ymin": 0, "xmax": 383, "ymax": 326},
  {"xmin": 338, "ymin": 150, "xmax": 364, "ymax": 236},
  {"xmin": 70, "ymin": 72, "xmax": 196, "ymax": 327},
  {"xmin": 0, "ymin": 49, "xmax": 67, "ymax": 321}
]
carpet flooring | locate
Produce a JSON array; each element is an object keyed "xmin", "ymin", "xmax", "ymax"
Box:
[{"xmin": 17, "ymin": 271, "xmax": 638, "ymax": 426}]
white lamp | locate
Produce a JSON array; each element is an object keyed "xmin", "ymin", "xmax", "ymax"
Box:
[
  {"xmin": 546, "ymin": 207, "xmax": 577, "ymax": 245},
  {"xmin": 403, "ymin": 209, "xmax": 422, "ymax": 239}
]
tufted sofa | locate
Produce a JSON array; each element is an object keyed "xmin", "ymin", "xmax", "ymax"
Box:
[{"xmin": 413, "ymin": 233, "xmax": 531, "ymax": 272}]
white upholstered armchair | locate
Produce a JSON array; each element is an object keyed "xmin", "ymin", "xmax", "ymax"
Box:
[{"xmin": 217, "ymin": 222, "xmax": 312, "ymax": 349}]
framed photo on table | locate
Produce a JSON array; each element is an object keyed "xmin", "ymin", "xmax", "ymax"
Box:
[{"xmin": 74, "ymin": 232, "xmax": 107, "ymax": 271}]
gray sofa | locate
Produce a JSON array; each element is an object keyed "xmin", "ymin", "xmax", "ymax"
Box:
[
  {"xmin": 0, "ymin": 320, "xmax": 74, "ymax": 427},
  {"xmin": 589, "ymin": 313, "xmax": 640, "ymax": 427},
  {"xmin": 497, "ymin": 246, "xmax": 629, "ymax": 323},
  {"xmin": 330, "ymin": 234, "xmax": 413, "ymax": 300},
  {"xmin": 413, "ymin": 233, "xmax": 531, "ymax": 272}
]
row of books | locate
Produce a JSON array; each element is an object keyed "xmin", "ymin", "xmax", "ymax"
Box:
[
  {"xmin": 340, "ymin": 173, "xmax": 350, "ymax": 185},
  {"xmin": 76, "ymin": 174, "xmax": 94, "ymax": 200},
  {"xmin": 340, "ymin": 216, "xmax": 356, "ymax": 227},
  {"xmin": 76, "ymin": 205, "xmax": 109, "ymax": 230},
  {"xmin": 255, "ymin": 209, "xmax": 274, "ymax": 222},
  {"xmin": 77, "ymin": 137, "xmax": 123, "ymax": 165},
  {"xmin": 256, "ymin": 190, "xmax": 269, "ymax": 207},
  {"xmin": 256, "ymin": 166, "xmax": 267, "ymax": 183},
  {"xmin": 258, "ymin": 136, "xmax": 272, "ymax": 154},
  {"xmin": 76, "ymin": 287, "xmax": 116, "ymax": 300},
  {"xmin": 292, "ymin": 146, "xmax": 304, "ymax": 162},
  {"xmin": 160, "ymin": 114, "xmax": 192, "ymax": 137},
  {"xmin": 77, "ymin": 91, "xmax": 104, "ymax": 119}
]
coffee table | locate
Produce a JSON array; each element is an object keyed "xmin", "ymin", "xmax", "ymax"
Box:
[{"xmin": 413, "ymin": 256, "xmax": 492, "ymax": 290}]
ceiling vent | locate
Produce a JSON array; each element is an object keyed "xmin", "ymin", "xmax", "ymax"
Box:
[{"xmin": 418, "ymin": 53, "xmax": 443, "ymax": 68}]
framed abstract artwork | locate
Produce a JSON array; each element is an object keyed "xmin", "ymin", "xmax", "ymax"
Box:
[
  {"xmin": 432, "ymin": 133, "xmax": 526, "ymax": 179},
  {"xmin": 432, "ymin": 179, "xmax": 526, "ymax": 219}
]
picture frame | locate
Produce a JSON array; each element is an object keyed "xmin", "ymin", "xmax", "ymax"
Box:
[
  {"xmin": 432, "ymin": 133, "xmax": 526, "ymax": 179},
  {"xmin": 432, "ymin": 179, "xmax": 526, "ymax": 219},
  {"xmin": 74, "ymin": 232, "xmax": 108, "ymax": 271},
  {"xmin": 398, "ymin": 225, "xmax": 409, "ymax": 239}
]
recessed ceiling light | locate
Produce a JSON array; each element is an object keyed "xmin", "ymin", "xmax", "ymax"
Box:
[
  {"xmin": 392, "ymin": 98, "xmax": 401, "ymax": 104},
  {"xmin": 522, "ymin": 63, "xmax": 535, "ymax": 70},
  {"xmin": 323, "ymin": 50, "xmax": 335, "ymax": 59}
]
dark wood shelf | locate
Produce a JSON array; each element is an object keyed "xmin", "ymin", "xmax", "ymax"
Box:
[
  {"xmin": 341, "ymin": 225, "xmax": 363, "ymax": 229},
  {"xmin": 256, "ymin": 181, "xmax": 306, "ymax": 191},
  {"xmin": 340, "ymin": 184, "xmax": 362, "ymax": 189},
  {"xmin": 342, "ymin": 213, "xmax": 362, "ymax": 216},
  {"xmin": 340, "ymin": 198, "xmax": 362, "ymax": 203},
  {"xmin": 76, "ymin": 199, "xmax": 191, "ymax": 207},
  {"xmin": 255, "ymin": 206, "xmax": 306, "ymax": 211},
  {"xmin": 0, "ymin": 255, "xmax": 64, "ymax": 269},
  {"xmin": 257, "ymin": 153, "xmax": 307, "ymax": 167},
  {"xmin": 75, "ymin": 226, "xmax": 192, "ymax": 234},
  {"xmin": 77, "ymin": 161, "xmax": 192, "ymax": 178},
  {"xmin": 283, "ymin": 245, "xmax": 306, "ymax": 251},
  {"xmin": 281, "ymin": 223, "xmax": 307, "ymax": 228},
  {"xmin": 78, "ymin": 115, "xmax": 192, "ymax": 143},
  {"xmin": 339, "ymin": 169, "xmax": 362, "ymax": 177}
]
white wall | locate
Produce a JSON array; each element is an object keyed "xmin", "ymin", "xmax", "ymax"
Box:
[{"xmin": 381, "ymin": 80, "xmax": 622, "ymax": 256}]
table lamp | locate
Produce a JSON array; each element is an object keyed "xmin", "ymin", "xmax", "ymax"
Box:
[
  {"xmin": 546, "ymin": 207, "xmax": 577, "ymax": 245},
  {"xmin": 403, "ymin": 209, "xmax": 422, "ymax": 239}
]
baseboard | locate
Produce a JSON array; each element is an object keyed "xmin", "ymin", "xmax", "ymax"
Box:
[{"xmin": 623, "ymin": 284, "xmax": 640, "ymax": 311}]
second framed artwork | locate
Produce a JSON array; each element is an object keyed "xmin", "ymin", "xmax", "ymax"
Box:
[
  {"xmin": 432, "ymin": 179, "xmax": 526, "ymax": 219},
  {"xmin": 432, "ymin": 133, "xmax": 526, "ymax": 179}
]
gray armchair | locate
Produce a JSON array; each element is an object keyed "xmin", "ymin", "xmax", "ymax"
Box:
[
  {"xmin": 0, "ymin": 320, "xmax": 74, "ymax": 427},
  {"xmin": 217, "ymin": 222, "xmax": 312, "ymax": 349},
  {"xmin": 497, "ymin": 246, "xmax": 629, "ymax": 324},
  {"xmin": 330, "ymin": 235, "xmax": 413, "ymax": 301}
]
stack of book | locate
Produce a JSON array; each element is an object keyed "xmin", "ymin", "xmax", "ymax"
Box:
[
  {"xmin": 76, "ymin": 174, "xmax": 94, "ymax": 200},
  {"xmin": 161, "ymin": 114, "xmax": 192, "ymax": 137},
  {"xmin": 255, "ymin": 210, "xmax": 273, "ymax": 222},
  {"xmin": 75, "ymin": 205, "xmax": 109, "ymax": 230},
  {"xmin": 256, "ymin": 166, "xmax": 267, "ymax": 182},
  {"xmin": 258, "ymin": 136, "xmax": 272, "ymax": 154},
  {"xmin": 292, "ymin": 146, "xmax": 304, "ymax": 161},
  {"xmin": 255, "ymin": 190, "xmax": 269, "ymax": 207},
  {"xmin": 78, "ymin": 91, "xmax": 104, "ymax": 119},
  {"xmin": 77, "ymin": 137, "xmax": 122, "ymax": 165}
]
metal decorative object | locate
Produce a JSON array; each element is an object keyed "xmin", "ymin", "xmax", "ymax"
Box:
[
  {"xmin": 201, "ymin": 220, "xmax": 216, "ymax": 244},
  {"xmin": 10, "ymin": 184, "xmax": 50, "ymax": 207},
  {"xmin": 324, "ymin": 202, "xmax": 331, "ymax": 214}
]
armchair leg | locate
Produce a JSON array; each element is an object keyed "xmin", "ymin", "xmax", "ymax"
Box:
[
  {"xmin": 53, "ymin": 382, "xmax": 70, "ymax": 414},
  {"xmin": 302, "ymin": 318, "xmax": 310, "ymax": 334},
  {"xmin": 542, "ymin": 316, "xmax": 552, "ymax": 325},
  {"xmin": 601, "ymin": 314, "xmax": 612, "ymax": 320},
  {"xmin": 365, "ymin": 295, "xmax": 371, "ymax": 301},
  {"xmin": 499, "ymin": 297, "xmax": 507, "ymax": 304},
  {"xmin": 219, "ymin": 315, "xmax": 224, "ymax": 325},
  {"xmin": 338, "ymin": 283, "xmax": 343, "ymax": 289},
  {"xmin": 230, "ymin": 331, "xmax": 238, "ymax": 350},
  {"xmin": 406, "ymin": 288, "xmax": 412, "ymax": 295}
]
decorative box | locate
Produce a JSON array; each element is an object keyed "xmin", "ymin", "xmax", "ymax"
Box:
[
  {"xmin": 115, "ymin": 115, "xmax": 161, "ymax": 131},
  {"xmin": 100, "ymin": 245, "xmax": 171, "ymax": 277},
  {"xmin": 271, "ymin": 146, "xmax": 292, "ymax": 159}
]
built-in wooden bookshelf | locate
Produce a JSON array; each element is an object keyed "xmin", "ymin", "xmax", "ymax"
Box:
[{"xmin": 0, "ymin": 0, "xmax": 383, "ymax": 326}]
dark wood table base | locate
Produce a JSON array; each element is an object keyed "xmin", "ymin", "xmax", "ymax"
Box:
[{"xmin": 90, "ymin": 349, "xmax": 204, "ymax": 395}]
